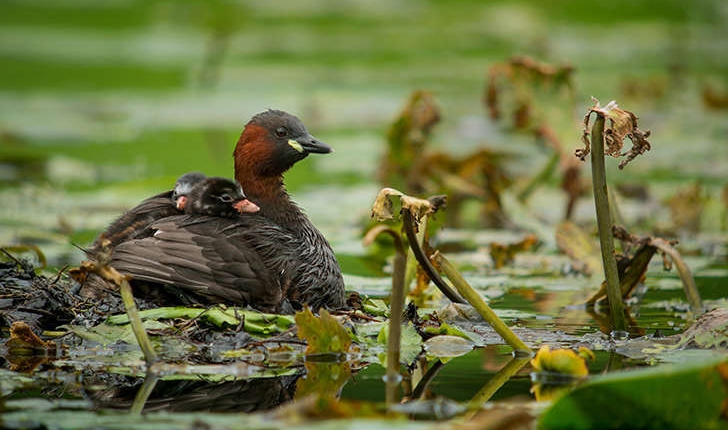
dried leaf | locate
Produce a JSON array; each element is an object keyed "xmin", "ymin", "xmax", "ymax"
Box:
[
  {"xmin": 489, "ymin": 234, "xmax": 539, "ymax": 269},
  {"xmin": 370, "ymin": 187, "xmax": 404, "ymax": 221},
  {"xmin": 577, "ymin": 97, "xmax": 652, "ymax": 169},
  {"xmin": 485, "ymin": 56, "xmax": 574, "ymax": 130},
  {"xmin": 378, "ymin": 90, "xmax": 440, "ymax": 191},
  {"xmin": 370, "ymin": 187, "xmax": 439, "ymax": 226},
  {"xmin": 5, "ymin": 321, "xmax": 54, "ymax": 352}
]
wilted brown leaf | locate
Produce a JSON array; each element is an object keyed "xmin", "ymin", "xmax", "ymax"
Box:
[
  {"xmin": 5, "ymin": 321, "xmax": 56, "ymax": 373},
  {"xmin": 370, "ymin": 187, "xmax": 404, "ymax": 221},
  {"xmin": 378, "ymin": 90, "xmax": 441, "ymax": 192},
  {"xmin": 5, "ymin": 321, "xmax": 54, "ymax": 352},
  {"xmin": 370, "ymin": 187, "xmax": 442, "ymax": 226},
  {"xmin": 577, "ymin": 98, "xmax": 652, "ymax": 169},
  {"xmin": 490, "ymin": 234, "xmax": 539, "ymax": 269},
  {"xmin": 485, "ymin": 56, "xmax": 574, "ymax": 129}
]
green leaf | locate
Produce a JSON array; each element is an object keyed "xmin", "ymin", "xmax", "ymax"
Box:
[
  {"xmin": 377, "ymin": 322, "xmax": 422, "ymax": 366},
  {"xmin": 295, "ymin": 308, "xmax": 352, "ymax": 355},
  {"xmin": 539, "ymin": 357, "xmax": 728, "ymax": 429},
  {"xmin": 106, "ymin": 306, "xmax": 294, "ymax": 334}
]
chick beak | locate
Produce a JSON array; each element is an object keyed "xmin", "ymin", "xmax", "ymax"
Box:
[
  {"xmin": 233, "ymin": 199, "xmax": 260, "ymax": 213},
  {"xmin": 176, "ymin": 196, "xmax": 189, "ymax": 210}
]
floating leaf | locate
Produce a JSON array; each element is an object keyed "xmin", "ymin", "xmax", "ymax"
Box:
[
  {"xmin": 539, "ymin": 357, "xmax": 728, "ymax": 429},
  {"xmin": 377, "ymin": 322, "xmax": 423, "ymax": 366},
  {"xmin": 107, "ymin": 306, "xmax": 294, "ymax": 334},
  {"xmin": 423, "ymin": 335, "xmax": 474, "ymax": 359},
  {"xmin": 295, "ymin": 307, "xmax": 352, "ymax": 356},
  {"xmin": 64, "ymin": 320, "xmax": 170, "ymax": 346},
  {"xmin": 5, "ymin": 321, "xmax": 54, "ymax": 353}
]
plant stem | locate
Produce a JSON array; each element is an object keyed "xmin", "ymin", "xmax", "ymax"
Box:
[
  {"xmin": 401, "ymin": 210, "xmax": 464, "ymax": 303},
  {"xmin": 432, "ymin": 252, "xmax": 530, "ymax": 354},
  {"xmin": 118, "ymin": 276, "xmax": 158, "ymax": 364},
  {"xmin": 650, "ymin": 238, "xmax": 703, "ymax": 315},
  {"xmin": 129, "ymin": 374, "xmax": 159, "ymax": 414},
  {"xmin": 365, "ymin": 227, "xmax": 409, "ymax": 405},
  {"xmin": 80, "ymin": 259, "xmax": 158, "ymax": 364},
  {"xmin": 589, "ymin": 114, "xmax": 627, "ymax": 332},
  {"xmin": 468, "ymin": 357, "xmax": 530, "ymax": 407}
]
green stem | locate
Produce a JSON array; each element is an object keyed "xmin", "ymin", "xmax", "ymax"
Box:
[
  {"xmin": 589, "ymin": 114, "xmax": 627, "ymax": 332},
  {"xmin": 411, "ymin": 360, "xmax": 445, "ymax": 400},
  {"xmin": 385, "ymin": 237, "xmax": 407, "ymax": 405},
  {"xmin": 432, "ymin": 252, "xmax": 530, "ymax": 354},
  {"xmin": 468, "ymin": 357, "xmax": 530, "ymax": 407},
  {"xmin": 129, "ymin": 374, "xmax": 159, "ymax": 414},
  {"xmin": 402, "ymin": 210, "xmax": 464, "ymax": 303},
  {"xmin": 119, "ymin": 277, "xmax": 158, "ymax": 364}
]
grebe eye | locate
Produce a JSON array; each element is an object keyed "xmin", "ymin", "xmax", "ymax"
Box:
[
  {"xmin": 218, "ymin": 193, "xmax": 233, "ymax": 203},
  {"xmin": 275, "ymin": 126, "xmax": 288, "ymax": 138}
]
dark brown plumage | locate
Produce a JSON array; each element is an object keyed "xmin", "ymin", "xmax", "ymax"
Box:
[{"xmin": 86, "ymin": 110, "xmax": 345, "ymax": 312}]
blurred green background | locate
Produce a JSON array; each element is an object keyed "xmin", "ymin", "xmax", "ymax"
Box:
[{"xmin": 1, "ymin": 0, "xmax": 727, "ymax": 269}]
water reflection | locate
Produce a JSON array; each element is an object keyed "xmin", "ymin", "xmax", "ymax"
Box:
[{"xmin": 92, "ymin": 374, "xmax": 302, "ymax": 413}]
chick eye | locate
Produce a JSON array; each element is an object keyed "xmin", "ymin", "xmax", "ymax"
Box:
[
  {"xmin": 218, "ymin": 193, "xmax": 234, "ymax": 203},
  {"xmin": 275, "ymin": 126, "xmax": 288, "ymax": 138}
]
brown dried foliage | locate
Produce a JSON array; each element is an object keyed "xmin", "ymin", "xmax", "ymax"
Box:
[{"xmin": 577, "ymin": 98, "xmax": 652, "ymax": 169}]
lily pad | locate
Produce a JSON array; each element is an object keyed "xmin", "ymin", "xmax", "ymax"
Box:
[
  {"xmin": 423, "ymin": 335, "xmax": 474, "ymax": 359},
  {"xmin": 539, "ymin": 357, "xmax": 728, "ymax": 429}
]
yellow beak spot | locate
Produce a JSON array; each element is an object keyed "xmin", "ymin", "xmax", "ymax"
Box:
[{"xmin": 288, "ymin": 139, "xmax": 304, "ymax": 153}]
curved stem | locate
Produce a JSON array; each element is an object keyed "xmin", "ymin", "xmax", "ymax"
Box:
[
  {"xmin": 650, "ymin": 238, "xmax": 703, "ymax": 315},
  {"xmin": 433, "ymin": 252, "xmax": 530, "ymax": 354},
  {"xmin": 411, "ymin": 359, "xmax": 446, "ymax": 400},
  {"xmin": 468, "ymin": 357, "xmax": 530, "ymax": 407},
  {"xmin": 401, "ymin": 210, "xmax": 465, "ymax": 303}
]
